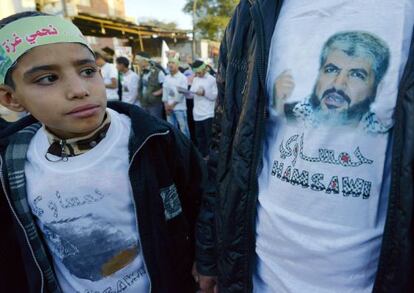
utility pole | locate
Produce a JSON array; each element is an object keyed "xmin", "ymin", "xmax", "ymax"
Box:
[
  {"xmin": 60, "ymin": 0, "xmax": 68, "ymax": 17},
  {"xmin": 192, "ymin": 0, "xmax": 198, "ymax": 61}
]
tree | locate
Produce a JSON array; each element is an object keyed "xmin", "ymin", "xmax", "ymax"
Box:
[
  {"xmin": 183, "ymin": 0, "xmax": 238, "ymax": 41},
  {"xmin": 138, "ymin": 18, "xmax": 178, "ymax": 30}
]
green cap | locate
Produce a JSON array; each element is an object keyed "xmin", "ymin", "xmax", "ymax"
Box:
[{"xmin": 0, "ymin": 15, "xmax": 91, "ymax": 84}]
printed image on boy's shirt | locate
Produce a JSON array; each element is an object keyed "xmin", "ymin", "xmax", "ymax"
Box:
[
  {"xmin": 25, "ymin": 109, "xmax": 150, "ymax": 292},
  {"xmin": 41, "ymin": 212, "xmax": 139, "ymax": 281}
]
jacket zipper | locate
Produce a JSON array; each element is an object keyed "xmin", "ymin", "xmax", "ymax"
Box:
[
  {"xmin": 0, "ymin": 155, "xmax": 45, "ymax": 293},
  {"xmin": 247, "ymin": 0, "xmax": 283, "ymax": 291},
  {"xmin": 128, "ymin": 130, "xmax": 170, "ymax": 293},
  {"xmin": 246, "ymin": 4, "xmax": 267, "ymax": 293},
  {"xmin": 373, "ymin": 53, "xmax": 414, "ymax": 291}
]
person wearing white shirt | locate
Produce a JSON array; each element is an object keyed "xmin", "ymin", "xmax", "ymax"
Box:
[
  {"xmin": 163, "ymin": 58, "xmax": 190, "ymax": 137},
  {"xmin": 116, "ymin": 57, "xmax": 139, "ymax": 106},
  {"xmin": 95, "ymin": 51, "xmax": 119, "ymax": 101},
  {"xmin": 190, "ymin": 60, "xmax": 218, "ymax": 159}
]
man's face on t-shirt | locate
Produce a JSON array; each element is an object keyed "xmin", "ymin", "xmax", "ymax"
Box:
[{"xmin": 314, "ymin": 49, "xmax": 376, "ymax": 117}]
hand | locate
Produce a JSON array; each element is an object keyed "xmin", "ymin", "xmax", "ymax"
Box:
[
  {"xmin": 192, "ymin": 263, "xmax": 218, "ymax": 293},
  {"xmin": 274, "ymin": 69, "xmax": 295, "ymax": 114},
  {"xmin": 275, "ymin": 69, "xmax": 295, "ymax": 100},
  {"xmin": 196, "ymin": 87, "xmax": 205, "ymax": 96},
  {"xmin": 199, "ymin": 275, "xmax": 218, "ymax": 293},
  {"xmin": 164, "ymin": 103, "xmax": 173, "ymax": 114}
]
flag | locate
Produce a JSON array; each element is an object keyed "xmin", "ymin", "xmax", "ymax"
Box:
[{"xmin": 161, "ymin": 40, "xmax": 170, "ymax": 69}]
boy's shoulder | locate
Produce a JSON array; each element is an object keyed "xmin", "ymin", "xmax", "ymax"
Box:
[
  {"xmin": 108, "ymin": 101, "xmax": 174, "ymax": 140},
  {"xmin": 0, "ymin": 103, "xmax": 185, "ymax": 159},
  {"xmin": 206, "ymin": 73, "xmax": 216, "ymax": 82},
  {"xmin": 109, "ymin": 102, "xmax": 194, "ymax": 159},
  {"xmin": 0, "ymin": 115, "xmax": 40, "ymax": 151}
]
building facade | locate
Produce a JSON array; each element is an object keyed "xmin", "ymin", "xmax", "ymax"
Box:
[
  {"xmin": 0, "ymin": 0, "xmax": 36, "ymax": 19},
  {"xmin": 37, "ymin": 0, "xmax": 126, "ymax": 51}
]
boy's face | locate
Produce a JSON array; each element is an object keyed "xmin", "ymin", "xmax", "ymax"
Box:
[
  {"xmin": 167, "ymin": 62, "xmax": 179, "ymax": 74},
  {"xmin": 0, "ymin": 43, "xmax": 107, "ymax": 139},
  {"xmin": 116, "ymin": 62, "xmax": 126, "ymax": 73}
]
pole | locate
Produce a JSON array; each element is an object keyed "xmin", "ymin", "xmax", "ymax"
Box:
[
  {"xmin": 60, "ymin": 0, "xmax": 68, "ymax": 17},
  {"xmin": 192, "ymin": 0, "xmax": 198, "ymax": 61},
  {"xmin": 138, "ymin": 33, "xmax": 144, "ymax": 51}
]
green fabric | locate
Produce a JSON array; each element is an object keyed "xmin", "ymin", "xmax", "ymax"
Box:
[
  {"xmin": 168, "ymin": 57, "xmax": 180, "ymax": 65},
  {"xmin": 0, "ymin": 15, "xmax": 91, "ymax": 84},
  {"xmin": 192, "ymin": 63, "xmax": 207, "ymax": 73}
]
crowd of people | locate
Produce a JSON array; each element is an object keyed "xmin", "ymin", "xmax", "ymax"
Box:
[
  {"xmin": 93, "ymin": 49, "xmax": 218, "ymax": 159},
  {"xmin": 1, "ymin": 1, "xmax": 414, "ymax": 292}
]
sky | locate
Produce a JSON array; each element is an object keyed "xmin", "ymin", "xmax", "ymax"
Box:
[{"xmin": 124, "ymin": 0, "xmax": 193, "ymax": 30}]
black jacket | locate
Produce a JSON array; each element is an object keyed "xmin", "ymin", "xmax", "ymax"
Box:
[
  {"xmin": 0, "ymin": 102, "xmax": 205, "ymax": 293},
  {"xmin": 196, "ymin": 0, "xmax": 414, "ymax": 292}
]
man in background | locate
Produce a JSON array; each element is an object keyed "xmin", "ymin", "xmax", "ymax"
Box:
[
  {"xmin": 137, "ymin": 52, "xmax": 165, "ymax": 119},
  {"xmin": 116, "ymin": 56, "xmax": 139, "ymax": 106},
  {"xmin": 163, "ymin": 57, "xmax": 190, "ymax": 137},
  {"xmin": 95, "ymin": 51, "xmax": 119, "ymax": 101},
  {"xmin": 190, "ymin": 60, "xmax": 217, "ymax": 160}
]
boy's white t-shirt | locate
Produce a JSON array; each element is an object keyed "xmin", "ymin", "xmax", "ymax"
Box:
[
  {"xmin": 25, "ymin": 109, "xmax": 150, "ymax": 293},
  {"xmin": 101, "ymin": 62, "xmax": 119, "ymax": 101},
  {"xmin": 254, "ymin": 0, "xmax": 414, "ymax": 292}
]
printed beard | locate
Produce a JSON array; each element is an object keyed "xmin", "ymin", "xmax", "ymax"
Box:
[
  {"xmin": 321, "ymin": 89, "xmax": 351, "ymax": 110},
  {"xmin": 309, "ymin": 91, "xmax": 373, "ymax": 126}
]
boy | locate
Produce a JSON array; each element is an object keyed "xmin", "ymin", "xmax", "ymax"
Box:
[
  {"xmin": 137, "ymin": 52, "xmax": 165, "ymax": 119},
  {"xmin": 116, "ymin": 56, "xmax": 139, "ymax": 105},
  {"xmin": 189, "ymin": 61, "xmax": 217, "ymax": 160},
  {"xmin": 162, "ymin": 57, "xmax": 190, "ymax": 138},
  {"xmin": 95, "ymin": 51, "xmax": 119, "ymax": 101},
  {"xmin": 0, "ymin": 11, "xmax": 204, "ymax": 293}
]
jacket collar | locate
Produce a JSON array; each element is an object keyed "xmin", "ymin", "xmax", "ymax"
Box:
[
  {"xmin": 249, "ymin": 0, "xmax": 281, "ymax": 53},
  {"xmin": 106, "ymin": 101, "xmax": 171, "ymax": 156},
  {"xmin": 247, "ymin": 0, "xmax": 282, "ymax": 107},
  {"xmin": 1, "ymin": 102, "xmax": 170, "ymax": 148}
]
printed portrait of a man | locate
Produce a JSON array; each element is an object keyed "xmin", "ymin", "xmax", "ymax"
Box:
[{"xmin": 274, "ymin": 31, "xmax": 391, "ymax": 133}]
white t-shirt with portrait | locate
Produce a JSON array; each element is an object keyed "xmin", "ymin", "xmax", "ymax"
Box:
[{"xmin": 254, "ymin": 0, "xmax": 414, "ymax": 292}]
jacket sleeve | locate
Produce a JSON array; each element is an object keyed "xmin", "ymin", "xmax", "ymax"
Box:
[
  {"xmin": 0, "ymin": 165, "xmax": 29, "ymax": 292},
  {"xmin": 162, "ymin": 80, "xmax": 169, "ymax": 103},
  {"xmin": 204, "ymin": 77, "xmax": 218, "ymax": 102},
  {"xmin": 168, "ymin": 128, "xmax": 206, "ymax": 254},
  {"xmin": 195, "ymin": 1, "xmax": 242, "ymax": 276}
]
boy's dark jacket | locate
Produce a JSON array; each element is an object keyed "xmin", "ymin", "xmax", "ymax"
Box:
[
  {"xmin": 0, "ymin": 102, "xmax": 205, "ymax": 293},
  {"xmin": 196, "ymin": 0, "xmax": 414, "ymax": 292}
]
